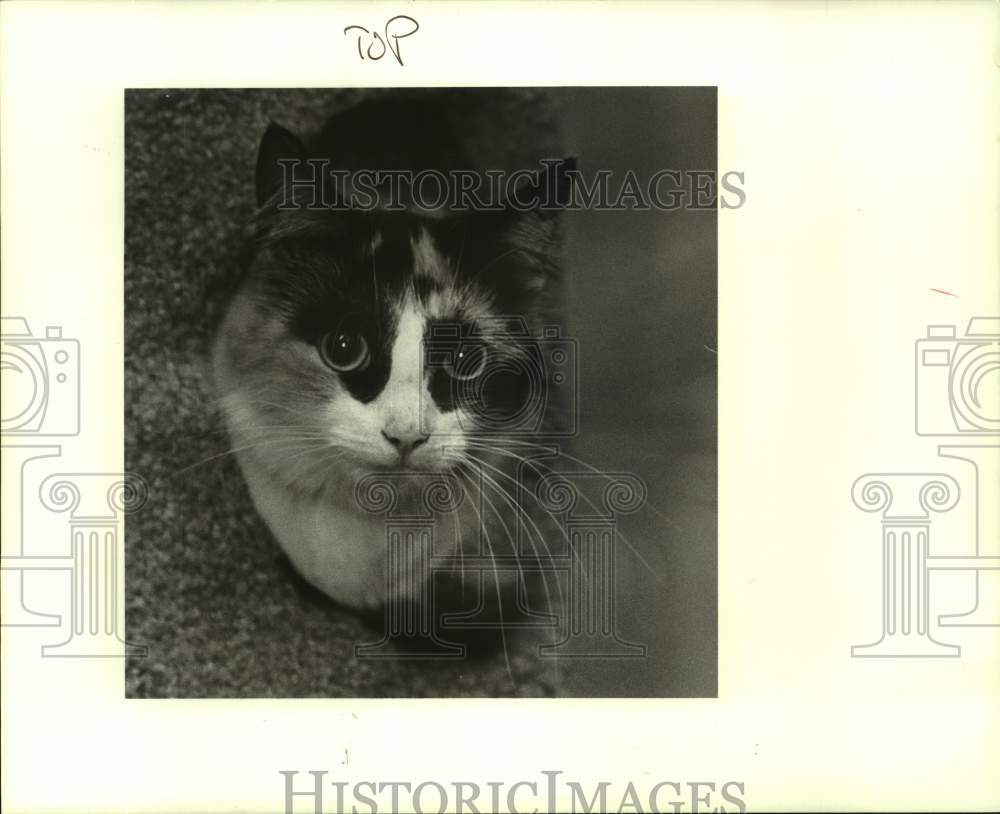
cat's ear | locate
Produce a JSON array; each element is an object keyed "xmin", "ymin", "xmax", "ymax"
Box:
[
  {"xmin": 458, "ymin": 157, "xmax": 577, "ymax": 307},
  {"xmin": 255, "ymin": 122, "xmax": 308, "ymax": 207}
]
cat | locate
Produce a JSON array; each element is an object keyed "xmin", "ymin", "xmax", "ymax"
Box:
[{"xmin": 213, "ymin": 93, "xmax": 573, "ymax": 612}]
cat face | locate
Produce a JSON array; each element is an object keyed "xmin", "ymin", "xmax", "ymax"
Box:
[{"xmin": 213, "ymin": 124, "xmax": 569, "ymax": 495}]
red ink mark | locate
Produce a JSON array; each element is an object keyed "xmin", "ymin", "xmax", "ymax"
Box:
[{"xmin": 929, "ymin": 288, "xmax": 957, "ymax": 297}]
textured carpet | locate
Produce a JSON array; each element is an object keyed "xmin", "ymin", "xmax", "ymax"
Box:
[
  {"xmin": 124, "ymin": 88, "xmax": 569, "ymax": 697},
  {"xmin": 124, "ymin": 87, "xmax": 717, "ymax": 698}
]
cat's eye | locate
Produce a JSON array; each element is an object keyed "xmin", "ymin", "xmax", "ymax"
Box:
[
  {"xmin": 319, "ymin": 329, "xmax": 370, "ymax": 373},
  {"xmin": 449, "ymin": 343, "xmax": 489, "ymax": 381}
]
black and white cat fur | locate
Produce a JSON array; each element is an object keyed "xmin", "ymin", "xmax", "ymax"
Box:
[{"xmin": 213, "ymin": 95, "xmax": 571, "ymax": 612}]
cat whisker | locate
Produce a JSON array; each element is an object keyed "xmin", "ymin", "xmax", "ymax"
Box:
[
  {"xmin": 471, "ymin": 435, "xmax": 682, "ymax": 533},
  {"xmin": 458, "ymin": 447, "xmax": 583, "ymax": 570},
  {"xmin": 469, "ymin": 247, "xmax": 521, "ymax": 279},
  {"xmin": 172, "ymin": 436, "xmax": 329, "ymax": 477},
  {"xmin": 278, "ymin": 441, "xmax": 338, "ymax": 470},
  {"xmin": 462, "ymin": 462, "xmax": 527, "ymax": 596},
  {"xmin": 213, "ymin": 393, "xmax": 322, "ymax": 423},
  {"xmin": 456, "ymin": 455, "xmax": 563, "ymax": 648},
  {"xmin": 465, "ymin": 441, "xmax": 669, "ymax": 586},
  {"xmin": 459, "ymin": 451, "xmax": 592, "ymax": 663},
  {"xmin": 294, "ymin": 447, "xmax": 354, "ymax": 493},
  {"xmin": 450, "ymin": 465, "xmax": 514, "ymax": 687}
]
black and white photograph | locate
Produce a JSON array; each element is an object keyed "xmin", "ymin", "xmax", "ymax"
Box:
[
  {"xmin": 5, "ymin": 3, "xmax": 996, "ymax": 812},
  {"xmin": 124, "ymin": 87, "xmax": 718, "ymax": 697}
]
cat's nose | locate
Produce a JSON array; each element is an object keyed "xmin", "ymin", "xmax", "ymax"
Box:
[{"xmin": 381, "ymin": 429, "xmax": 429, "ymax": 458}]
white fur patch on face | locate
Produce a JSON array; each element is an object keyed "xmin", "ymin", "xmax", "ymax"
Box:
[
  {"xmin": 377, "ymin": 296, "xmax": 425, "ymax": 437},
  {"xmin": 410, "ymin": 227, "xmax": 450, "ymax": 284},
  {"xmin": 326, "ymin": 294, "xmax": 468, "ymax": 472}
]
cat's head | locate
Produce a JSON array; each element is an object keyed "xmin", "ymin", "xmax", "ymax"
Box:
[{"xmin": 214, "ymin": 122, "xmax": 573, "ymax": 494}]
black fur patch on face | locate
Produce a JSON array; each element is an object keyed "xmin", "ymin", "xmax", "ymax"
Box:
[
  {"xmin": 424, "ymin": 318, "xmax": 541, "ymax": 423},
  {"xmin": 250, "ymin": 210, "xmax": 430, "ymax": 404},
  {"xmin": 243, "ymin": 176, "xmax": 564, "ymax": 412}
]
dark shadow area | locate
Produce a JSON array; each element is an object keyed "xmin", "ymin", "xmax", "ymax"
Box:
[{"xmin": 124, "ymin": 87, "xmax": 715, "ymax": 697}]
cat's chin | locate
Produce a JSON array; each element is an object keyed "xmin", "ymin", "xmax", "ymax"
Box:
[
  {"xmin": 359, "ymin": 458, "xmax": 456, "ymax": 477},
  {"xmin": 344, "ymin": 456, "xmax": 464, "ymax": 514},
  {"xmin": 335, "ymin": 448, "xmax": 458, "ymax": 478}
]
